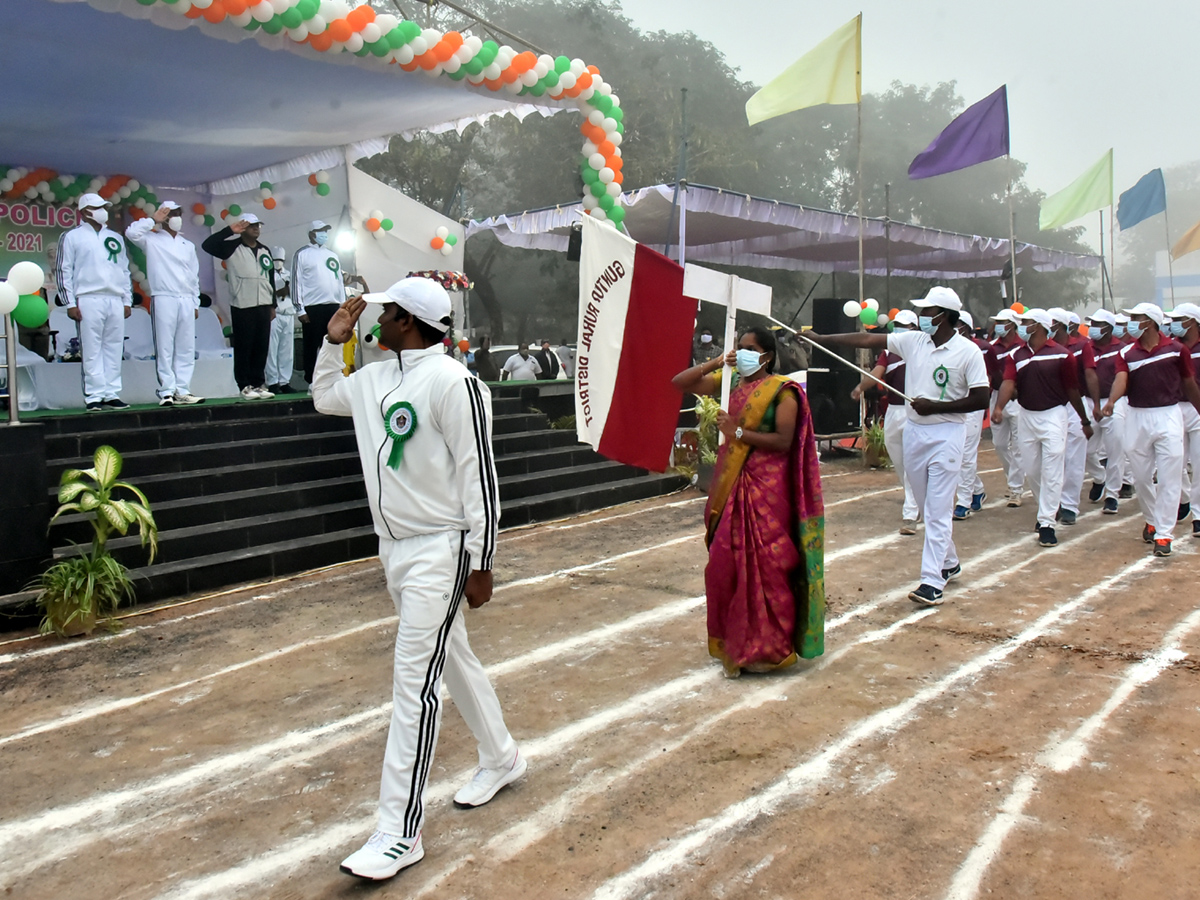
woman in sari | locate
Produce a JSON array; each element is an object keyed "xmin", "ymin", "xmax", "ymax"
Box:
[{"xmin": 672, "ymin": 327, "xmax": 825, "ymax": 678}]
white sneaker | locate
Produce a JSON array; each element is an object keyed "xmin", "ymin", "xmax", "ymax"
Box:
[
  {"xmin": 339, "ymin": 831, "xmax": 423, "ymax": 880},
  {"xmin": 173, "ymin": 391, "xmax": 205, "ymax": 405},
  {"xmin": 255, "ymin": 385, "xmax": 275, "ymax": 399},
  {"xmin": 1006, "ymin": 490, "xmax": 1023, "ymax": 508},
  {"xmin": 453, "ymin": 749, "xmax": 527, "ymax": 808},
  {"xmin": 240, "ymin": 386, "xmax": 261, "ymax": 401}
]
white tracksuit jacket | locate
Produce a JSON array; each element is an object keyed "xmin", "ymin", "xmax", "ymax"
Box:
[{"xmin": 312, "ymin": 339, "xmax": 499, "ymax": 571}]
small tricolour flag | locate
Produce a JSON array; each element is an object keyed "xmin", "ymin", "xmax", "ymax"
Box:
[{"xmin": 575, "ymin": 216, "xmax": 695, "ymax": 472}]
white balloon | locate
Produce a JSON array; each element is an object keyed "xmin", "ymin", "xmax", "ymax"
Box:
[
  {"xmin": 598, "ymin": 82, "xmax": 612, "ymax": 96},
  {"xmin": 587, "ymin": 109, "xmax": 604, "ymax": 126},
  {"xmin": 0, "ymin": 181, "xmax": 11, "ymax": 192},
  {"xmin": 232, "ymin": 11, "xmax": 254, "ymax": 27},
  {"xmin": 443, "ymin": 56, "xmax": 461, "ymax": 74},
  {"xmin": 307, "ymin": 14, "xmax": 326, "ymax": 34},
  {"xmin": 409, "ymin": 36, "xmax": 428, "ymax": 56},
  {"xmin": 557, "ymin": 71, "xmax": 576, "ymax": 90},
  {"xmin": 360, "ymin": 23, "xmax": 381, "ymax": 44},
  {"xmin": 582, "ymin": 193, "xmax": 598, "ymax": 211},
  {"xmin": 533, "ymin": 60, "xmax": 549, "ymax": 79},
  {"xmin": 435, "ymin": 226, "xmax": 450, "ymax": 239},
  {"xmin": 609, "ymin": 132, "xmax": 623, "ymax": 147},
  {"xmin": 466, "ymin": 70, "xmax": 486, "ymax": 84},
  {"xmin": 193, "ymin": 214, "xmax": 206, "ymax": 226},
  {"xmin": 579, "ymin": 87, "xmax": 594, "ymax": 101},
  {"xmin": 127, "ymin": 179, "xmax": 140, "ymax": 191},
  {"xmin": 192, "ymin": 0, "xmax": 214, "ymax": 7},
  {"xmin": 842, "ymin": 300, "xmax": 860, "ymax": 318},
  {"xmin": 36, "ymin": 180, "xmax": 49, "ymax": 192},
  {"xmin": 483, "ymin": 62, "xmax": 501, "ymax": 81},
  {"xmin": 171, "ymin": 0, "xmax": 193, "ymax": 13},
  {"xmin": 569, "ymin": 58, "xmax": 585, "ymax": 74},
  {"xmin": 0, "ymin": 282, "xmax": 18, "ymax": 316},
  {"xmin": 345, "ymin": 32, "xmax": 363, "ymax": 52},
  {"xmin": 7, "ymin": 261, "xmax": 46, "ymax": 295},
  {"xmin": 591, "ymin": 208, "xmax": 608, "ymax": 221},
  {"xmin": 464, "ymin": 35, "xmax": 482, "ymax": 53},
  {"xmin": 601, "ymin": 117, "xmax": 618, "ymax": 133},
  {"xmin": 520, "ymin": 69, "xmax": 538, "ymax": 87},
  {"xmin": 251, "ymin": 2, "xmax": 274, "ymax": 23},
  {"xmin": 865, "ymin": 298, "xmax": 879, "ymax": 311},
  {"xmin": 420, "ymin": 28, "xmax": 440, "ymax": 44},
  {"xmin": 876, "ymin": 314, "xmax": 890, "ymax": 326},
  {"xmin": 374, "ymin": 14, "xmax": 398, "ymax": 32},
  {"xmin": 395, "ymin": 44, "xmax": 415, "ymax": 65},
  {"xmin": 609, "ymin": 94, "xmax": 621, "ymax": 108},
  {"xmin": 440, "ymin": 244, "xmax": 454, "ymax": 256},
  {"xmin": 588, "ymin": 153, "xmax": 605, "ymax": 171},
  {"xmin": 503, "ymin": 80, "xmax": 522, "ymax": 93},
  {"xmin": 24, "ymin": 187, "xmax": 37, "ymax": 200},
  {"xmin": 598, "ymin": 168, "xmax": 614, "ymax": 184},
  {"xmin": 269, "ymin": 0, "xmax": 289, "ymax": 13},
  {"xmin": 606, "ymin": 181, "xmax": 621, "ymax": 197},
  {"xmin": 315, "ymin": 170, "xmax": 329, "ymax": 184},
  {"xmin": 581, "ymin": 140, "xmax": 598, "ymax": 157}
]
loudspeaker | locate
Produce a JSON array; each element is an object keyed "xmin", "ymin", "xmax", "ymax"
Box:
[
  {"xmin": 807, "ymin": 298, "xmax": 861, "ymax": 436},
  {"xmin": 566, "ymin": 224, "xmax": 583, "ymax": 261}
]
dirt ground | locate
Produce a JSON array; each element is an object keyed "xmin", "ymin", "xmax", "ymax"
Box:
[{"xmin": 2, "ymin": 442, "xmax": 1199, "ymax": 900}]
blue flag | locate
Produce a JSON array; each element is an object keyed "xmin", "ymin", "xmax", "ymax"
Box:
[{"xmin": 1117, "ymin": 168, "xmax": 1166, "ymax": 231}]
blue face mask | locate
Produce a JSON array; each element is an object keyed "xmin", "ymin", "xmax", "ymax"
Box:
[
  {"xmin": 1126, "ymin": 321, "xmax": 1144, "ymax": 339},
  {"xmin": 1169, "ymin": 321, "xmax": 1186, "ymax": 338},
  {"xmin": 1112, "ymin": 324, "xmax": 1126, "ymax": 338},
  {"xmin": 314, "ymin": 231, "xmax": 329, "ymax": 246},
  {"xmin": 918, "ymin": 314, "xmax": 939, "ymax": 335},
  {"xmin": 994, "ymin": 323, "xmax": 1009, "ymax": 338},
  {"xmin": 735, "ymin": 349, "xmax": 767, "ymax": 377},
  {"xmin": 1016, "ymin": 324, "xmax": 1032, "ymax": 342}
]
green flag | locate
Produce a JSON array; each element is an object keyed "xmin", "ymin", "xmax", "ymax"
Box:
[
  {"xmin": 746, "ymin": 14, "xmax": 862, "ymax": 126},
  {"xmin": 1039, "ymin": 149, "xmax": 1113, "ymax": 230}
]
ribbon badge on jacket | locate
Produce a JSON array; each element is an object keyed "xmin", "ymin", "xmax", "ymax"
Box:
[
  {"xmin": 932, "ymin": 365, "xmax": 949, "ymax": 400},
  {"xmin": 326, "ymin": 257, "xmax": 340, "ymax": 275},
  {"xmin": 104, "ymin": 237, "xmax": 122, "ymax": 264},
  {"xmin": 260, "ymin": 253, "xmax": 273, "ymax": 274},
  {"xmin": 383, "ymin": 401, "xmax": 417, "ymax": 469}
]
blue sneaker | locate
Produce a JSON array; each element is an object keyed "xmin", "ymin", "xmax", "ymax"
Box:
[
  {"xmin": 941, "ymin": 563, "xmax": 962, "ymax": 582},
  {"xmin": 1038, "ymin": 526, "xmax": 1058, "ymax": 547},
  {"xmin": 908, "ymin": 584, "xmax": 944, "ymax": 606},
  {"xmin": 953, "ymin": 505, "xmax": 971, "ymax": 521},
  {"xmin": 970, "ymin": 491, "xmax": 986, "ymax": 512},
  {"xmin": 1102, "ymin": 498, "xmax": 1118, "ymax": 515}
]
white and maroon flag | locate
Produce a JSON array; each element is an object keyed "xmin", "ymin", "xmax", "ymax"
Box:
[{"xmin": 575, "ymin": 216, "xmax": 695, "ymax": 472}]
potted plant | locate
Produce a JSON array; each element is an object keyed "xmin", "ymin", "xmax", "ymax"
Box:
[
  {"xmin": 30, "ymin": 445, "xmax": 158, "ymax": 637},
  {"xmin": 861, "ymin": 419, "xmax": 891, "ymax": 469}
]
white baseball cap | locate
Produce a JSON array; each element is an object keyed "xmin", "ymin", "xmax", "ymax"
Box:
[
  {"xmin": 1067, "ymin": 311, "xmax": 1081, "ymax": 327},
  {"xmin": 912, "ymin": 286, "xmax": 963, "ymax": 312},
  {"xmin": 959, "ymin": 310, "xmax": 975, "ymax": 330},
  {"xmin": 1115, "ymin": 313, "xmax": 1130, "ymax": 324},
  {"xmin": 892, "ymin": 309, "xmax": 918, "ymax": 327},
  {"xmin": 77, "ymin": 192, "xmax": 112, "ymax": 209},
  {"xmin": 1046, "ymin": 307, "xmax": 1073, "ymax": 327},
  {"xmin": 271, "ymin": 245, "xmax": 287, "ymax": 260},
  {"xmin": 1171, "ymin": 302, "xmax": 1200, "ymax": 323},
  {"xmin": 159, "ymin": 200, "xmax": 182, "ymax": 212},
  {"xmin": 238, "ymin": 213, "xmax": 263, "ymax": 226},
  {"xmin": 1122, "ymin": 302, "xmax": 1164, "ymax": 327},
  {"xmin": 1018, "ymin": 308, "xmax": 1053, "ymax": 331},
  {"xmin": 364, "ymin": 277, "xmax": 452, "ymax": 332},
  {"xmin": 992, "ymin": 309, "xmax": 1020, "ymax": 323},
  {"xmin": 311, "ymin": 219, "xmax": 330, "ymax": 231},
  {"xmin": 1087, "ymin": 309, "xmax": 1116, "ymax": 327}
]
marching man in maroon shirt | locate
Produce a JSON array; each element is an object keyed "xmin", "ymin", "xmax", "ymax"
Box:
[
  {"xmin": 1047, "ymin": 307, "xmax": 1100, "ymax": 526},
  {"xmin": 1167, "ymin": 303, "xmax": 1200, "ymax": 538},
  {"xmin": 1086, "ymin": 310, "xmax": 1127, "ymax": 514},
  {"xmin": 989, "ymin": 309, "xmax": 1026, "ymax": 507},
  {"xmin": 1102, "ymin": 303, "xmax": 1200, "ymax": 556},
  {"xmin": 993, "ymin": 308, "xmax": 1093, "ymax": 548}
]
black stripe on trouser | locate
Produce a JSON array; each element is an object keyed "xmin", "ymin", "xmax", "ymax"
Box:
[
  {"xmin": 149, "ymin": 302, "xmax": 162, "ymax": 392},
  {"xmin": 465, "ymin": 379, "xmax": 498, "ymax": 569},
  {"xmin": 402, "ymin": 533, "xmax": 471, "ymax": 837}
]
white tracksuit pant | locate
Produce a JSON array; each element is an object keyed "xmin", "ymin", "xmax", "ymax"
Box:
[
  {"xmin": 1180, "ymin": 402, "xmax": 1200, "ymax": 511},
  {"xmin": 1018, "ymin": 405, "xmax": 1068, "ymax": 529},
  {"xmin": 1093, "ymin": 398, "xmax": 1127, "ymax": 501},
  {"xmin": 77, "ymin": 292, "xmax": 124, "ymax": 404},
  {"xmin": 955, "ymin": 409, "xmax": 986, "ymax": 508},
  {"xmin": 903, "ymin": 419, "xmax": 964, "ymax": 590},
  {"xmin": 990, "ymin": 390, "xmax": 1023, "ymax": 494},
  {"xmin": 265, "ymin": 311, "xmax": 295, "ymax": 388},
  {"xmin": 150, "ymin": 294, "xmax": 196, "ymax": 399},
  {"xmin": 377, "ymin": 531, "xmax": 516, "ymax": 839},
  {"xmin": 1125, "ymin": 405, "xmax": 1185, "ymax": 541},
  {"xmin": 883, "ymin": 405, "xmax": 919, "ymax": 522},
  {"xmin": 1060, "ymin": 414, "xmax": 1087, "ymax": 515}
]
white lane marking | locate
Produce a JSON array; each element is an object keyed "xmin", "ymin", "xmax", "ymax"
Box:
[
  {"xmin": 943, "ymin": 585, "xmax": 1200, "ymax": 900},
  {"xmin": 589, "ymin": 540, "xmax": 1160, "ymax": 900}
]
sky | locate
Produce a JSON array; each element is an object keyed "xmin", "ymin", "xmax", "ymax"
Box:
[{"xmin": 612, "ymin": 0, "xmax": 1200, "ymax": 252}]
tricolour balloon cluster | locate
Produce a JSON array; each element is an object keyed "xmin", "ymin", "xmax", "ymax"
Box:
[
  {"xmin": 430, "ymin": 226, "xmax": 458, "ymax": 256},
  {"xmin": 132, "ymin": 0, "xmax": 626, "ymax": 228},
  {"xmin": 0, "ymin": 167, "xmax": 159, "ymax": 211},
  {"xmin": 0, "ymin": 261, "xmax": 49, "ymax": 328},
  {"xmin": 364, "ymin": 209, "xmax": 394, "ymax": 234},
  {"xmin": 259, "ymin": 181, "xmax": 277, "ymax": 210},
  {"xmin": 842, "ymin": 298, "xmax": 882, "ymax": 326},
  {"xmin": 308, "ymin": 170, "xmax": 332, "ymax": 197},
  {"xmin": 192, "ymin": 203, "xmax": 217, "ymax": 227}
]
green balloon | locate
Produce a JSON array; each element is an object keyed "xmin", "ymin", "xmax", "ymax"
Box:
[
  {"xmin": 316, "ymin": 183, "xmax": 331, "ymax": 197},
  {"xmin": 612, "ymin": 107, "xmax": 624, "ymax": 122},
  {"xmin": 228, "ymin": 203, "xmax": 242, "ymax": 216},
  {"xmin": 369, "ymin": 40, "xmax": 390, "ymax": 57},
  {"xmin": 280, "ymin": 7, "xmax": 302, "ymax": 28},
  {"xmin": 464, "ymin": 57, "xmax": 484, "ymax": 76},
  {"xmin": 598, "ymin": 194, "xmax": 615, "ymax": 212},
  {"xmin": 554, "ymin": 55, "xmax": 571, "ymax": 73},
  {"xmin": 590, "ymin": 182, "xmax": 607, "ymax": 199},
  {"xmin": 446, "ymin": 234, "xmax": 458, "ymax": 246},
  {"xmin": 387, "ymin": 26, "xmax": 406, "ymax": 49},
  {"xmin": 380, "ymin": 219, "xmax": 394, "ymax": 231},
  {"xmin": 582, "ymin": 166, "xmax": 599, "ymax": 185},
  {"xmin": 259, "ymin": 180, "xmax": 272, "ymax": 190},
  {"xmin": 261, "ymin": 15, "xmax": 284, "ymax": 35},
  {"xmin": 13, "ymin": 293, "xmax": 48, "ymax": 328},
  {"xmin": 297, "ymin": 0, "xmax": 318, "ymax": 16},
  {"xmin": 859, "ymin": 307, "xmax": 878, "ymax": 326},
  {"xmin": 478, "ymin": 41, "xmax": 499, "ymax": 65},
  {"xmin": 401, "ymin": 20, "xmax": 421, "ymax": 41},
  {"xmin": 608, "ymin": 206, "xmax": 626, "ymax": 226},
  {"xmin": 203, "ymin": 214, "xmax": 215, "ymax": 226},
  {"xmin": 543, "ymin": 70, "xmax": 559, "ymax": 87}
]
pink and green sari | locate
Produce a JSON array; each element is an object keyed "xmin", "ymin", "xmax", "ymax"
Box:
[{"xmin": 704, "ymin": 374, "xmax": 825, "ymax": 674}]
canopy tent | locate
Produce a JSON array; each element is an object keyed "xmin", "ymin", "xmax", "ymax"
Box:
[
  {"xmin": 468, "ymin": 183, "xmax": 1101, "ymax": 280},
  {"xmin": 5, "ymin": 0, "xmax": 558, "ymax": 191}
]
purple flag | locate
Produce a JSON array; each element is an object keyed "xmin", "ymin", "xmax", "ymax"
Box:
[{"xmin": 908, "ymin": 86, "xmax": 1010, "ymax": 180}]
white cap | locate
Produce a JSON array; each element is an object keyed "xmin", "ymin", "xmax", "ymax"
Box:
[
  {"xmin": 1018, "ymin": 308, "xmax": 1053, "ymax": 332},
  {"xmin": 311, "ymin": 219, "xmax": 330, "ymax": 231},
  {"xmin": 1067, "ymin": 311, "xmax": 1081, "ymax": 327},
  {"xmin": 159, "ymin": 200, "xmax": 182, "ymax": 212},
  {"xmin": 1115, "ymin": 313, "xmax": 1130, "ymax": 324},
  {"xmin": 992, "ymin": 309, "xmax": 1020, "ymax": 323},
  {"xmin": 238, "ymin": 213, "xmax": 263, "ymax": 226},
  {"xmin": 893, "ymin": 309, "xmax": 918, "ymax": 327},
  {"xmin": 912, "ymin": 286, "xmax": 962, "ymax": 312},
  {"xmin": 1046, "ymin": 307, "xmax": 1073, "ymax": 327},
  {"xmin": 363, "ymin": 277, "xmax": 452, "ymax": 332},
  {"xmin": 959, "ymin": 310, "xmax": 975, "ymax": 330},
  {"xmin": 1171, "ymin": 302, "xmax": 1200, "ymax": 323},
  {"xmin": 271, "ymin": 245, "xmax": 287, "ymax": 260},
  {"xmin": 77, "ymin": 192, "xmax": 112, "ymax": 209},
  {"xmin": 1122, "ymin": 302, "xmax": 1164, "ymax": 327},
  {"xmin": 1087, "ymin": 309, "xmax": 1116, "ymax": 327}
]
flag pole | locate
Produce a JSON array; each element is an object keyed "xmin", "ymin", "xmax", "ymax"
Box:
[
  {"xmin": 1164, "ymin": 201, "xmax": 1177, "ymax": 306},
  {"xmin": 856, "ymin": 98, "xmax": 865, "ymax": 307},
  {"xmin": 1109, "ymin": 202, "xmax": 1116, "ymax": 301},
  {"xmin": 1006, "ymin": 154, "xmax": 1019, "ymax": 306},
  {"xmin": 1098, "ymin": 209, "xmax": 1107, "ymax": 309}
]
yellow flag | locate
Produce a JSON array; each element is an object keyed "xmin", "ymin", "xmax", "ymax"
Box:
[
  {"xmin": 1171, "ymin": 219, "xmax": 1200, "ymax": 260},
  {"xmin": 746, "ymin": 14, "xmax": 862, "ymax": 126}
]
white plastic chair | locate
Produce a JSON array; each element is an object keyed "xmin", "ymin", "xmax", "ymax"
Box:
[
  {"xmin": 123, "ymin": 306, "xmax": 155, "ymax": 360},
  {"xmin": 195, "ymin": 307, "xmax": 232, "ymax": 358}
]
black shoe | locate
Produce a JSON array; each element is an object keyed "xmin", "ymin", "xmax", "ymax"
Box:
[
  {"xmin": 1179, "ymin": 503, "xmax": 1192, "ymax": 523},
  {"xmin": 1102, "ymin": 498, "xmax": 1118, "ymax": 515},
  {"xmin": 908, "ymin": 584, "xmax": 944, "ymax": 606},
  {"xmin": 941, "ymin": 563, "xmax": 962, "ymax": 582},
  {"xmin": 1193, "ymin": 520, "xmax": 1199, "ymax": 539},
  {"xmin": 1119, "ymin": 484, "xmax": 1134, "ymax": 500},
  {"xmin": 1154, "ymin": 539, "xmax": 1172, "ymax": 558},
  {"xmin": 1038, "ymin": 526, "xmax": 1058, "ymax": 547},
  {"xmin": 85, "ymin": 401, "xmax": 103, "ymax": 412},
  {"xmin": 1088, "ymin": 482, "xmax": 1104, "ymax": 503},
  {"xmin": 1058, "ymin": 509, "xmax": 1077, "ymax": 526},
  {"xmin": 1143, "ymin": 523, "xmax": 1156, "ymax": 544},
  {"xmin": 103, "ymin": 398, "xmax": 130, "ymax": 410}
]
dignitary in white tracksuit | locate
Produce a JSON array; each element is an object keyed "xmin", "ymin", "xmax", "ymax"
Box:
[
  {"xmin": 264, "ymin": 246, "xmax": 295, "ymax": 394},
  {"xmin": 989, "ymin": 309, "xmax": 1026, "ymax": 506},
  {"xmin": 1103, "ymin": 303, "xmax": 1200, "ymax": 556},
  {"xmin": 1169, "ymin": 302, "xmax": 1200, "ymax": 536},
  {"xmin": 125, "ymin": 201, "xmax": 205, "ymax": 407},
  {"xmin": 811, "ymin": 287, "xmax": 989, "ymax": 606},
  {"xmin": 993, "ymin": 309, "xmax": 1093, "ymax": 548},
  {"xmin": 1046, "ymin": 307, "xmax": 1099, "ymax": 526},
  {"xmin": 57, "ymin": 192, "xmax": 133, "ymax": 411},
  {"xmin": 313, "ymin": 279, "xmax": 523, "ymax": 882},
  {"xmin": 294, "ymin": 220, "xmax": 346, "ymax": 385},
  {"xmin": 1084, "ymin": 310, "xmax": 1125, "ymax": 514}
]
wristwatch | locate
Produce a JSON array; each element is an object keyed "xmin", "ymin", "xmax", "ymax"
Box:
[{"xmin": 734, "ymin": 426, "xmax": 744, "ymax": 441}]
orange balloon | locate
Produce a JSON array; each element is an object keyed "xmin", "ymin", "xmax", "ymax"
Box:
[
  {"xmin": 418, "ymin": 52, "xmax": 440, "ymax": 70},
  {"xmin": 609, "ymin": 156, "xmax": 623, "ymax": 171},
  {"xmin": 220, "ymin": 209, "xmax": 229, "ymax": 219},
  {"xmin": 224, "ymin": 0, "xmax": 248, "ymax": 15},
  {"xmin": 434, "ymin": 41, "xmax": 454, "ymax": 63},
  {"xmin": 309, "ymin": 30, "xmax": 334, "ymax": 52},
  {"xmin": 366, "ymin": 218, "xmax": 381, "ymax": 232},
  {"xmin": 458, "ymin": 339, "xmax": 470, "ymax": 353},
  {"xmin": 308, "ymin": 174, "xmax": 319, "ymax": 186},
  {"xmin": 328, "ymin": 19, "xmax": 352, "ymax": 42},
  {"xmin": 192, "ymin": 203, "xmax": 206, "ymax": 215},
  {"xmin": 444, "ymin": 32, "xmax": 463, "ymax": 51},
  {"xmin": 597, "ymin": 140, "xmax": 615, "ymax": 157},
  {"xmin": 202, "ymin": 4, "xmax": 225, "ymax": 23},
  {"xmin": 860, "ymin": 301, "xmax": 869, "ymax": 309},
  {"xmin": 185, "ymin": 5, "xmax": 204, "ymax": 17},
  {"xmin": 587, "ymin": 65, "xmax": 600, "ymax": 75},
  {"xmin": 1010, "ymin": 302, "xmax": 1025, "ymax": 314},
  {"xmin": 263, "ymin": 198, "xmax": 277, "ymax": 210},
  {"xmin": 431, "ymin": 237, "xmax": 445, "ymax": 249},
  {"xmin": 484, "ymin": 78, "xmax": 502, "ymax": 90},
  {"xmin": 576, "ymin": 72, "xmax": 593, "ymax": 90},
  {"xmin": 889, "ymin": 307, "xmax": 900, "ymax": 319}
]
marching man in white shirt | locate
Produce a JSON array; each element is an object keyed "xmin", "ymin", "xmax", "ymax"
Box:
[
  {"xmin": 293, "ymin": 220, "xmax": 346, "ymax": 386},
  {"xmin": 125, "ymin": 201, "xmax": 204, "ymax": 407},
  {"xmin": 56, "ymin": 192, "xmax": 133, "ymax": 411},
  {"xmin": 313, "ymin": 278, "xmax": 524, "ymax": 882},
  {"xmin": 810, "ymin": 286, "xmax": 990, "ymax": 606}
]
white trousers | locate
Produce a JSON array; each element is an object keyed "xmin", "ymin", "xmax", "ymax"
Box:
[
  {"xmin": 1125, "ymin": 405, "xmax": 1185, "ymax": 541},
  {"xmin": 990, "ymin": 391, "xmax": 1023, "ymax": 493},
  {"xmin": 1180, "ymin": 403, "xmax": 1200, "ymax": 510},
  {"xmin": 1093, "ymin": 398, "xmax": 1127, "ymax": 501},
  {"xmin": 903, "ymin": 420, "xmax": 964, "ymax": 589},
  {"xmin": 151, "ymin": 294, "xmax": 196, "ymax": 398},
  {"xmin": 1060, "ymin": 413, "xmax": 1088, "ymax": 514},
  {"xmin": 955, "ymin": 409, "xmax": 986, "ymax": 508},
  {"xmin": 883, "ymin": 405, "xmax": 919, "ymax": 521},
  {"xmin": 1018, "ymin": 405, "xmax": 1067, "ymax": 529},
  {"xmin": 77, "ymin": 293, "xmax": 124, "ymax": 404},
  {"xmin": 265, "ymin": 312, "xmax": 295, "ymax": 388},
  {"xmin": 377, "ymin": 531, "xmax": 516, "ymax": 838}
]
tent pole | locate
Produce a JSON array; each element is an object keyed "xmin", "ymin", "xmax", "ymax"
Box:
[
  {"xmin": 1164, "ymin": 201, "xmax": 1177, "ymax": 306},
  {"xmin": 1110, "ymin": 202, "xmax": 1116, "ymax": 301},
  {"xmin": 1006, "ymin": 155, "xmax": 1019, "ymax": 307},
  {"xmin": 678, "ymin": 180, "xmax": 688, "ymax": 266},
  {"xmin": 1098, "ymin": 209, "xmax": 1107, "ymax": 309},
  {"xmin": 662, "ymin": 88, "xmax": 688, "ymax": 260},
  {"xmin": 856, "ymin": 99, "xmax": 864, "ymax": 306},
  {"xmin": 884, "ymin": 182, "xmax": 891, "ymax": 310},
  {"xmin": 3, "ymin": 313, "xmax": 18, "ymax": 425}
]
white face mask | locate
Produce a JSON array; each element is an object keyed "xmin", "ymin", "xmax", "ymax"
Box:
[
  {"xmin": 86, "ymin": 208, "xmax": 109, "ymax": 227},
  {"xmin": 167, "ymin": 216, "xmax": 183, "ymax": 232},
  {"xmin": 274, "ymin": 260, "xmax": 284, "ymax": 271},
  {"xmin": 700, "ymin": 334, "xmax": 713, "ymax": 344}
]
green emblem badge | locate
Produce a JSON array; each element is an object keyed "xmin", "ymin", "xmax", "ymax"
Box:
[
  {"xmin": 326, "ymin": 257, "xmax": 340, "ymax": 274},
  {"xmin": 260, "ymin": 252, "xmax": 273, "ymax": 273},
  {"xmin": 383, "ymin": 401, "xmax": 418, "ymax": 469},
  {"xmin": 932, "ymin": 365, "xmax": 950, "ymax": 400},
  {"xmin": 104, "ymin": 236, "xmax": 122, "ymax": 263}
]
